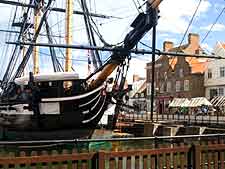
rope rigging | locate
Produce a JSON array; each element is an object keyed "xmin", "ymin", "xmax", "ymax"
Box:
[
  {"xmin": 1, "ymin": 0, "xmax": 34, "ymax": 87},
  {"xmin": 201, "ymin": 7, "xmax": 225, "ymax": 44}
]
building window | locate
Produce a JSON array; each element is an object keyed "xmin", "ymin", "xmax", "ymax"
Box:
[
  {"xmin": 160, "ymin": 83, "xmax": 164, "ymax": 93},
  {"xmin": 220, "ymin": 67, "xmax": 225, "ymax": 77},
  {"xmin": 208, "ymin": 69, "xmax": 212, "ymax": 79},
  {"xmin": 146, "ymin": 83, "xmax": 151, "ymax": 96},
  {"xmin": 176, "ymin": 81, "xmax": 181, "ymax": 92},
  {"xmin": 219, "ymin": 88, "xmax": 224, "ymax": 96},
  {"xmin": 179, "ymin": 69, "xmax": 183, "ymax": 78},
  {"xmin": 167, "ymin": 81, "xmax": 171, "ymax": 92},
  {"xmin": 210, "ymin": 89, "xmax": 217, "ymax": 99},
  {"xmin": 184, "ymin": 80, "xmax": 189, "ymax": 91}
]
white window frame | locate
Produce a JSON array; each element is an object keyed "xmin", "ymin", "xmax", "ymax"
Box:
[
  {"xmin": 184, "ymin": 80, "xmax": 189, "ymax": 91},
  {"xmin": 176, "ymin": 81, "xmax": 181, "ymax": 92},
  {"xmin": 220, "ymin": 67, "xmax": 225, "ymax": 77}
]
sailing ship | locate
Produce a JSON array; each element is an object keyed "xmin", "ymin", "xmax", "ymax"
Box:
[{"xmin": 0, "ymin": 0, "xmax": 161, "ymax": 140}]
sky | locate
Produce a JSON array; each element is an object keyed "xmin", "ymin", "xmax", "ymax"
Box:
[{"xmin": 0, "ymin": 0, "xmax": 224, "ymax": 83}]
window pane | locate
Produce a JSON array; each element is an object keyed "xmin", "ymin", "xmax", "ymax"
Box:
[
  {"xmin": 220, "ymin": 67, "xmax": 225, "ymax": 77},
  {"xmin": 219, "ymin": 88, "xmax": 224, "ymax": 96},
  {"xmin": 208, "ymin": 69, "xmax": 212, "ymax": 79},
  {"xmin": 184, "ymin": 80, "xmax": 189, "ymax": 91},
  {"xmin": 167, "ymin": 81, "xmax": 171, "ymax": 92},
  {"xmin": 176, "ymin": 81, "xmax": 181, "ymax": 92},
  {"xmin": 179, "ymin": 69, "xmax": 183, "ymax": 78}
]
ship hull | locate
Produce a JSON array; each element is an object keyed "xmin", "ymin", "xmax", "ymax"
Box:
[{"xmin": 0, "ymin": 83, "xmax": 111, "ymax": 141}]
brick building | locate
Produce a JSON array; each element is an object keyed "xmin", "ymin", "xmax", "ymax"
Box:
[{"xmin": 146, "ymin": 33, "xmax": 207, "ymax": 113}]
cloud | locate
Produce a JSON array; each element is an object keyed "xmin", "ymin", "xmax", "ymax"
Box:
[
  {"xmin": 0, "ymin": 0, "xmax": 214, "ymax": 80},
  {"xmin": 200, "ymin": 23, "xmax": 225, "ymax": 32},
  {"xmin": 158, "ymin": 0, "xmax": 211, "ymax": 34}
]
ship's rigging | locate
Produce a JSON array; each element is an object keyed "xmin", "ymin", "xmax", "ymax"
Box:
[{"xmin": 0, "ymin": 0, "xmax": 224, "ymax": 141}]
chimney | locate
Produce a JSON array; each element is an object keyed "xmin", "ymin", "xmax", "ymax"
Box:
[
  {"xmin": 188, "ymin": 33, "xmax": 199, "ymax": 46},
  {"xmin": 163, "ymin": 41, "xmax": 174, "ymax": 52}
]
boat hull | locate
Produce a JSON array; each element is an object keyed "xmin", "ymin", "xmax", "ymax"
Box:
[{"xmin": 0, "ymin": 84, "xmax": 111, "ymax": 141}]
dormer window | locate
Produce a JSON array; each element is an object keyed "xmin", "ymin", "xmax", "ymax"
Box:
[{"xmin": 179, "ymin": 69, "xmax": 183, "ymax": 78}]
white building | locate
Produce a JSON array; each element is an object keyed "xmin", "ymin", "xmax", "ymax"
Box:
[{"xmin": 205, "ymin": 42, "xmax": 225, "ymax": 99}]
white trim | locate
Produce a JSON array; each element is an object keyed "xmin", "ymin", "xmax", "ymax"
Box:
[
  {"xmin": 41, "ymin": 84, "xmax": 104, "ymax": 102},
  {"xmin": 79, "ymin": 92, "xmax": 101, "ymax": 108},
  {"xmin": 91, "ymin": 95, "xmax": 102, "ymax": 111},
  {"xmin": 82, "ymin": 95, "xmax": 106, "ymax": 124},
  {"xmin": 15, "ymin": 72, "xmax": 79, "ymax": 85},
  {"xmin": 39, "ymin": 102, "xmax": 60, "ymax": 115},
  {"xmin": 82, "ymin": 110, "xmax": 90, "ymax": 115}
]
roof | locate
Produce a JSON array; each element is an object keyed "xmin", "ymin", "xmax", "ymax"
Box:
[
  {"xmin": 15, "ymin": 72, "xmax": 79, "ymax": 85},
  {"xmin": 169, "ymin": 98, "xmax": 189, "ymax": 107},
  {"xmin": 222, "ymin": 44, "xmax": 225, "ymax": 49},
  {"xmin": 169, "ymin": 97, "xmax": 212, "ymax": 108},
  {"xmin": 168, "ymin": 57, "xmax": 206, "ymax": 73},
  {"xmin": 211, "ymin": 96, "xmax": 225, "ymax": 107},
  {"xmin": 165, "ymin": 41, "xmax": 207, "ymax": 73}
]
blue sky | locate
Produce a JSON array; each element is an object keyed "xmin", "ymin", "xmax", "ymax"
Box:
[{"xmin": 0, "ymin": 0, "xmax": 224, "ymax": 82}]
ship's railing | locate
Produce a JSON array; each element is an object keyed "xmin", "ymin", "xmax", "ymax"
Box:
[{"xmin": 0, "ymin": 134, "xmax": 225, "ymax": 168}]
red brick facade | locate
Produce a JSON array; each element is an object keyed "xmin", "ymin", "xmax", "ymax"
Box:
[{"xmin": 146, "ymin": 33, "xmax": 207, "ymax": 113}]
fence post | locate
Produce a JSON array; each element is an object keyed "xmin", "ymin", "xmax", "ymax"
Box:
[
  {"xmin": 98, "ymin": 151, "xmax": 106, "ymax": 169},
  {"xmin": 194, "ymin": 144, "xmax": 201, "ymax": 169}
]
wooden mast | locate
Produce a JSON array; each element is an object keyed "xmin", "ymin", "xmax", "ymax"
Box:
[
  {"xmin": 33, "ymin": 3, "xmax": 42, "ymax": 75},
  {"xmin": 21, "ymin": 0, "xmax": 26, "ymax": 76},
  {"xmin": 89, "ymin": 0, "xmax": 162, "ymax": 89},
  {"xmin": 65, "ymin": 0, "xmax": 73, "ymax": 72}
]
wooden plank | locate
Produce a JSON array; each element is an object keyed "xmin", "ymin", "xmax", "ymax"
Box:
[
  {"xmin": 103, "ymin": 147, "xmax": 189, "ymax": 158},
  {"xmin": 214, "ymin": 150, "xmax": 219, "ymax": 169},
  {"xmin": 195, "ymin": 145, "xmax": 201, "ymax": 169},
  {"xmin": 0, "ymin": 153, "xmax": 96, "ymax": 165},
  {"xmin": 42, "ymin": 150, "xmax": 49, "ymax": 169},
  {"xmin": 166, "ymin": 153, "xmax": 171, "ymax": 169},
  {"xmin": 126, "ymin": 157, "xmax": 131, "ymax": 169},
  {"xmin": 150, "ymin": 155, "xmax": 156, "ymax": 169},
  {"xmin": 220, "ymin": 151, "xmax": 224, "ymax": 169},
  {"xmin": 98, "ymin": 151, "xmax": 105, "ymax": 169},
  {"xmin": 143, "ymin": 155, "xmax": 148, "ymax": 169},
  {"xmin": 135, "ymin": 156, "xmax": 139, "ymax": 169},
  {"xmin": 72, "ymin": 161, "xmax": 78, "ymax": 169},
  {"xmin": 202, "ymin": 151, "xmax": 206, "ymax": 169},
  {"xmin": 180, "ymin": 152, "xmax": 184, "ymax": 169},
  {"xmin": 158, "ymin": 154, "xmax": 163, "ymax": 169},
  {"xmin": 118, "ymin": 157, "xmax": 123, "ymax": 169},
  {"xmin": 81, "ymin": 160, "xmax": 88, "ymax": 169},
  {"xmin": 208, "ymin": 151, "xmax": 213, "ymax": 169},
  {"xmin": 109, "ymin": 158, "xmax": 115, "ymax": 169},
  {"xmin": 62, "ymin": 150, "xmax": 69, "ymax": 169},
  {"xmin": 173, "ymin": 153, "xmax": 177, "ymax": 169}
]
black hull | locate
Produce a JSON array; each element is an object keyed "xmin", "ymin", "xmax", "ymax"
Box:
[{"xmin": 0, "ymin": 84, "xmax": 111, "ymax": 141}]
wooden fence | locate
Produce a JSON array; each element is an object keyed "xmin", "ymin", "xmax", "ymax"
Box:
[{"xmin": 0, "ymin": 142, "xmax": 225, "ymax": 168}]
